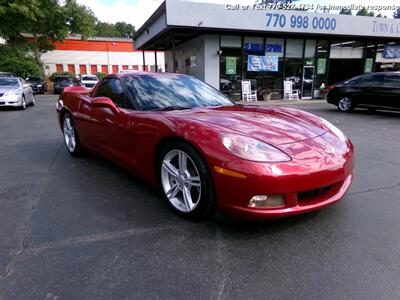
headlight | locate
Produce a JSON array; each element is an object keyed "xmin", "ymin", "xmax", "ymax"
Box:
[
  {"xmin": 221, "ymin": 133, "xmax": 291, "ymax": 162},
  {"xmin": 37, "ymin": 85, "xmax": 43, "ymax": 88}
]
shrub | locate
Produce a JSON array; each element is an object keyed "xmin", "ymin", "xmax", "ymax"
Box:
[{"xmin": 95, "ymin": 72, "xmax": 106, "ymax": 79}]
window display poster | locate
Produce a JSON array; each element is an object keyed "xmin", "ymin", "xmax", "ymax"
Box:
[
  {"xmin": 226, "ymin": 56, "xmax": 237, "ymax": 75},
  {"xmin": 317, "ymin": 58, "xmax": 327, "ymax": 75},
  {"xmin": 364, "ymin": 58, "xmax": 373, "ymax": 73},
  {"xmin": 247, "ymin": 55, "xmax": 278, "ymax": 72}
]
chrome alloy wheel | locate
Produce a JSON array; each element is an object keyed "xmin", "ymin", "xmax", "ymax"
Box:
[
  {"xmin": 63, "ymin": 116, "xmax": 76, "ymax": 152},
  {"xmin": 338, "ymin": 97, "xmax": 352, "ymax": 111},
  {"xmin": 21, "ymin": 97, "xmax": 26, "ymax": 109},
  {"xmin": 161, "ymin": 149, "xmax": 202, "ymax": 213}
]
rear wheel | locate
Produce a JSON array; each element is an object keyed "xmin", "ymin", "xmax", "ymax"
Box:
[
  {"xmin": 337, "ymin": 97, "xmax": 353, "ymax": 112},
  {"xmin": 62, "ymin": 113, "xmax": 84, "ymax": 156},
  {"xmin": 159, "ymin": 142, "xmax": 215, "ymax": 220}
]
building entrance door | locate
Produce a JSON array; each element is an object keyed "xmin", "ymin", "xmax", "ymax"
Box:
[{"xmin": 302, "ymin": 66, "xmax": 314, "ymax": 99}]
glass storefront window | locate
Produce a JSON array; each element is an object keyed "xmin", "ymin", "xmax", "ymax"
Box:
[
  {"xmin": 221, "ymin": 35, "xmax": 241, "ymax": 48},
  {"xmin": 243, "ymin": 37, "xmax": 264, "ymax": 95},
  {"xmin": 286, "ymin": 39, "xmax": 304, "ymax": 58},
  {"xmin": 220, "ymin": 45, "xmax": 242, "ymax": 101},
  {"xmin": 329, "ymin": 40, "xmax": 364, "ymax": 84},
  {"xmin": 315, "ymin": 40, "xmax": 329, "ymax": 96},
  {"xmin": 265, "ymin": 38, "xmax": 284, "ymax": 58},
  {"xmin": 305, "ymin": 40, "xmax": 316, "ymax": 58}
]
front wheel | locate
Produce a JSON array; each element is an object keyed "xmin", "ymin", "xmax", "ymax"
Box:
[
  {"xmin": 31, "ymin": 97, "xmax": 35, "ymax": 106},
  {"xmin": 337, "ymin": 97, "xmax": 353, "ymax": 112},
  {"xmin": 159, "ymin": 142, "xmax": 215, "ymax": 220},
  {"xmin": 62, "ymin": 113, "xmax": 84, "ymax": 156},
  {"xmin": 20, "ymin": 96, "xmax": 26, "ymax": 110}
]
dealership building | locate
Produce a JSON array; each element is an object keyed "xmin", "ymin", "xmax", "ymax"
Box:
[
  {"xmin": 24, "ymin": 34, "xmax": 165, "ymax": 77},
  {"xmin": 134, "ymin": 0, "xmax": 400, "ymax": 100}
]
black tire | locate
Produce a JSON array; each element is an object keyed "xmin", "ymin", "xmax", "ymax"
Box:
[
  {"xmin": 20, "ymin": 96, "xmax": 26, "ymax": 110},
  {"xmin": 337, "ymin": 96, "xmax": 353, "ymax": 112},
  {"xmin": 62, "ymin": 113, "xmax": 84, "ymax": 157},
  {"xmin": 158, "ymin": 141, "xmax": 215, "ymax": 220},
  {"xmin": 31, "ymin": 97, "xmax": 35, "ymax": 106}
]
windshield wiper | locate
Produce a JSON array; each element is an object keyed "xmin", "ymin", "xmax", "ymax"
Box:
[{"xmin": 153, "ymin": 106, "xmax": 192, "ymax": 111}]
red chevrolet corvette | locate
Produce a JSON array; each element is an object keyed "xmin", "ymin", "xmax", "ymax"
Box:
[{"xmin": 56, "ymin": 72, "xmax": 354, "ymax": 220}]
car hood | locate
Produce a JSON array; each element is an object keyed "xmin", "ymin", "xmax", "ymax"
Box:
[
  {"xmin": 176, "ymin": 105, "xmax": 327, "ymax": 146},
  {"xmin": 0, "ymin": 86, "xmax": 20, "ymax": 93}
]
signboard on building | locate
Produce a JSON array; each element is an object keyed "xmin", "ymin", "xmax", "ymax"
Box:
[
  {"xmin": 226, "ymin": 56, "xmax": 237, "ymax": 74},
  {"xmin": 165, "ymin": 1, "xmax": 400, "ymax": 39},
  {"xmin": 247, "ymin": 55, "xmax": 278, "ymax": 72}
]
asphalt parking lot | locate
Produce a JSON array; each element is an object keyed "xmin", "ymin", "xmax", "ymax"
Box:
[{"xmin": 0, "ymin": 95, "xmax": 399, "ymax": 299}]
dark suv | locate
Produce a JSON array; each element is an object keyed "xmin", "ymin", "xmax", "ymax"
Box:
[
  {"xmin": 26, "ymin": 76, "xmax": 47, "ymax": 94},
  {"xmin": 54, "ymin": 76, "xmax": 74, "ymax": 94}
]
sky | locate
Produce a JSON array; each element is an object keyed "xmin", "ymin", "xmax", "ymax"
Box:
[{"xmin": 76, "ymin": 0, "xmax": 398, "ymax": 29}]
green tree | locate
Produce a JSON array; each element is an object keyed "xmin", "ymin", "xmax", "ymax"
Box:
[
  {"xmin": 95, "ymin": 21, "xmax": 121, "ymax": 37},
  {"xmin": 0, "ymin": 41, "xmax": 41, "ymax": 78},
  {"xmin": 0, "ymin": 0, "xmax": 97, "ymax": 76},
  {"xmin": 95, "ymin": 21, "xmax": 135, "ymax": 38},
  {"xmin": 376, "ymin": 13, "xmax": 382, "ymax": 18},
  {"xmin": 356, "ymin": 7, "xmax": 374, "ymax": 17},
  {"xmin": 394, "ymin": 8, "xmax": 400, "ymax": 18},
  {"xmin": 339, "ymin": 8, "xmax": 352, "ymax": 15},
  {"xmin": 114, "ymin": 22, "xmax": 135, "ymax": 38}
]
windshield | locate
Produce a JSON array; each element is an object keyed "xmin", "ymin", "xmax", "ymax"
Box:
[
  {"xmin": 124, "ymin": 74, "xmax": 234, "ymax": 111},
  {"xmin": 82, "ymin": 76, "xmax": 97, "ymax": 81},
  {"xmin": 56, "ymin": 78, "xmax": 73, "ymax": 84},
  {"xmin": 0, "ymin": 78, "xmax": 19, "ymax": 87}
]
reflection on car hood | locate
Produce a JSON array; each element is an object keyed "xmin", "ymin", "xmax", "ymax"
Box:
[
  {"xmin": 177, "ymin": 105, "xmax": 327, "ymax": 145},
  {"xmin": 0, "ymin": 86, "xmax": 21, "ymax": 93}
]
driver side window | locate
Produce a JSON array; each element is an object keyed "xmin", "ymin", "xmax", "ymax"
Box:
[{"xmin": 95, "ymin": 78, "xmax": 126, "ymax": 108}]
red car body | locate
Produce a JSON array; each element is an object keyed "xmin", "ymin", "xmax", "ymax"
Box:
[{"xmin": 57, "ymin": 73, "xmax": 354, "ymax": 220}]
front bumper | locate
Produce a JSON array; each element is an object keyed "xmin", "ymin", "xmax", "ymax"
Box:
[
  {"xmin": 31, "ymin": 85, "xmax": 45, "ymax": 93},
  {"xmin": 0, "ymin": 96, "xmax": 23, "ymax": 107},
  {"xmin": 210, "ymin": 140, "xmax": 354, "ymax": 220}
]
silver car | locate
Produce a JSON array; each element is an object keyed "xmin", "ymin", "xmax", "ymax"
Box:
[{"xmin": 0, "ymin": 77, "xmax": 35, "ymax": 109}]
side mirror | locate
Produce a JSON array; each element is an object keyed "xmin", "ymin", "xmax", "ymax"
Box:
[{"xmin": 92, "ymin": 97, "xmax": 120, "ymax": 114}]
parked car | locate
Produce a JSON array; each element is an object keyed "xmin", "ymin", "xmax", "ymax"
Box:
[
  {"xmin": 0, "ymin": 72, "xmax": 16, "ymax": 77},
  {"xmin": 327, "ymin": 72, "xmax": 400, "ymax": 112},
  {"xmin": 80, "ymin": 74, "xmax": 98, "ymax": 89},
  {"xmin": 57, "ymin": 72, "xmax": 354, "ymax": 220},
  {"xmin": 0, "ymin": 76, "xmax": 35, "ymax": 109},
  {"xmin": 54, "ymin": 76, "xmax": 74, "ymax": 94},
  {"xmin": 26, "ymin": 76, "xmax": 47, "ymax": 94}
]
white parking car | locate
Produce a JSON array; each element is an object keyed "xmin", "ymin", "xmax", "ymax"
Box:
[
  {"xmin": 80, "ymin": 75, "xmax": 98, "ymax": 89},
  {"xmin": 0, "ymin": 77, "xmax": 35, "ymax": 109}
]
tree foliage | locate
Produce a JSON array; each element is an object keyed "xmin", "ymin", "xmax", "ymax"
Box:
[
  {"xmin": 95, "ymin": 21, "xmax": 135, "ymax": 38},
  {"xmin": 356, "ymin": 8, "xmax": 374, "ymax": 17},
  {"xmin": 0, "ymin": 0, "xmax": 97, "ymax": 75},
  {"xmin": 339, "ymin": 8, "xmax": 352, "ymax": 15},
  {"xmin": 0, "ymin": 41, "xmax": 41, "ymax": 78},
  {"xmin": 394, "ymin": 8, "xmax": 400, "ymax": 18}
]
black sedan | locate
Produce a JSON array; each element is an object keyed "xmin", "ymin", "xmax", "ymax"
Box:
[
  {"xmin": 327, "ymin": 72, "xmax": 400, "ymax": 112},
  {"xmin": 26, "ymin": 76, "xmax": 47, "ymax": 94}
]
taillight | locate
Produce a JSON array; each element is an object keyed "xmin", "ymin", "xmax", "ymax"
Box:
[{"xmin": 327, "ymin": 86, "xmax": 335, "ymax": 91}]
